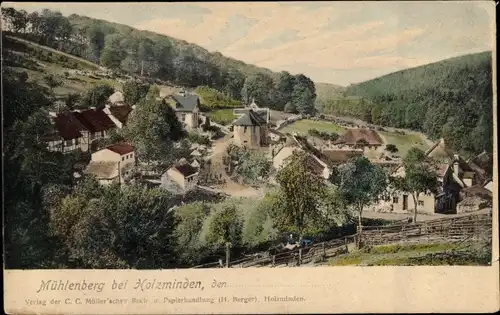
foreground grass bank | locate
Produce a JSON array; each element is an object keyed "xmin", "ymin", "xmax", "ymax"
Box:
[{"xmin": 328, "ymin": 242, "xmax": 491, "ymax": 266}]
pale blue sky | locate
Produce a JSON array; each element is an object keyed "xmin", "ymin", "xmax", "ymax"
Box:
[{"xmin": 4, "ymin": 1, "xmax": 495, "ymax": 86}]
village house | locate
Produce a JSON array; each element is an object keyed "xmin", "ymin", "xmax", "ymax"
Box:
[
  {"xmin": 372, "ymin": 138, "xmax": 493, "ymax": 215},
  {"xmin": 44, "ymin": 111, "xmax": 89, "ymax": 154},
  {"xmin": 232, "ymin": 109, "xmax": 269, "ymax": 148},
  {"xmin": 161, "ymin": 159, "xmax": 200, "ymax": 194},
  {"xmin": 84, "ymin": 143, "xmax": 136, "ymax": 185},
  {"xmin": 333, "ymin": 128, "xmax": 384, "ymax": 154},
  {"xmin": 233, "ymin": 99, "xmax": 271, "ymax": 124},
  {"xmin": 103, "ymin": 104, "xmax": 133, "ymax": 129},
  {"xmin": 164, "ymin": 90, "xmax": 201, "ymax": 131},
  {"xmin": 272, "ymin": 135, "xmax": 331, "ymax": 179},
  {"xmin": 73, "ymin": 108, "xmax": 117, "ymax": 147}
]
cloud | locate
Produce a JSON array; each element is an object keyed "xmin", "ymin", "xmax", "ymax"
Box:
[{"xmin": 4, "ymin": 1, "xmax": 495, "ymax": 85}]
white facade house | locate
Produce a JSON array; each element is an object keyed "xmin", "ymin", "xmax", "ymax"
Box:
[{"xmin": 85, "ymin": 143, "xmax": 136, "ymax": 185}]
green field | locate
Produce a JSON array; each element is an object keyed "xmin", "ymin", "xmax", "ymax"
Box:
[
  {"xmin": 280, "ymin": 119, "xmax": 346, "ymax": 135},
  {"xmin": 379, "ymin": 131, "xmax": 430, "ymax": 157},
  {"xmin": 4, "ymin": 36, "xmax": 177, "ymax": 102},
  {"xmin": 208, "ymin": 109, "xmax": 237, "ymax": 125},
  {"xmin": 328, "ymin": 242, "xmax": 490, "ymax": 266}
]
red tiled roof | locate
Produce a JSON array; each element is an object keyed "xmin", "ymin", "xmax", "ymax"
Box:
[
  {"xmin": 106, "ymin": 143, "xmax": 134, "ymax": 155},
  {"xmin": 53, "ymin": 112, "xmax": 85, "ymax": 140},
  {"xmin": 334, "ymin": 128, "xmax": 383, "ymax": 146},
  {"xmin": 109, "ymin": 105, "xmax": 133, "ymax": 124},
  {"xmin": 74, "ymin": 109, "xmax": 116, "ymax": 133}
]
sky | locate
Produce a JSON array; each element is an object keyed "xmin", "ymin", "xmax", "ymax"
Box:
[{"xmin": 4, "ymin": 1, "xmax": 496, "ymax": 86}]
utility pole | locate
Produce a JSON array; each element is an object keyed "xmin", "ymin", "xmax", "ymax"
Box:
[{"xmin": 141, "ymin": 60, "xmax": 144, "ymax": 77}]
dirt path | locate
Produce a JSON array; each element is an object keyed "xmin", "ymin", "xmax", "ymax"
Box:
[{"xmin": 205, "ymin": 136, "xmax": 263, "ymax": 198}]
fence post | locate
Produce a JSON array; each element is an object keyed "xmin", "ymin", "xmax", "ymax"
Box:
[
  {"xmin": 225, "ymin": 242, "xmax": 231, "ymax": 268},
  {"xmin": 298, "ymin": 249, "xmax": 302, "ymax": 266},
  {"xmin": 322, "ymin": 242, "xmax": 326, "ymax": 260},
  {"xmin": 272, "ymin": 255, "xmax": 276, "ymax": 267},
  {"xmin": 344, "ymin": 237, "xmax": 349, "ymax": 253}
]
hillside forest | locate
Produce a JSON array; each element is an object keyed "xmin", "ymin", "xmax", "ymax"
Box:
[
  {"xmin": 318, "ymin": 52, "xmax": 494, "ymax": 157},
  {"xmin": 1, "ymin": 7, "xmax": 317, "ymax": 115}
]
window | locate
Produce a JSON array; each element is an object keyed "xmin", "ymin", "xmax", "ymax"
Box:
[
  {"xmin": 244, "ymin": 126, "xmax": 247, "ymax": 133},
  {"xmin": 392, "ymin": 197, "xmax": 399, "ymax": 204},
  {"xmin": 418, "ymin": 200, "xmax": 424, "ymax": 206},
  {"xmin": 75, "ymin": 138, "xmax": 79, "ymax": 145},
  {"xmin": 181, "ymin": 114, "xmax": 186, "ymax": 121},
  {"xmin": 122, "ymin": 157, "xmax": 125, "ymax": 161},
  {"xmin": 65, "ymin": 140, "xmax": 73, "ymax": 147}
]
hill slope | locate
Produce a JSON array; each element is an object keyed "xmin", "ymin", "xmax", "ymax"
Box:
[
  {"xmin": 320, "ymin": 52, "xmax": 494, "ymax": 157},
  {"xmin": 67, "ymin": 14, "xmax": 278, "ymax": 80},
  {"xmin": 1, "ymin": 7, "xmax": 340, "ymax": 108}
]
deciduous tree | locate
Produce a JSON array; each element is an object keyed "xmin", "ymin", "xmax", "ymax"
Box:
[
  {"xmin": 334, "ymin": 156, "xmax": 387, "ymax": 236},
  {"xmin": 390, "ymin": 148, "xmax": 439, "ymax": 223}
]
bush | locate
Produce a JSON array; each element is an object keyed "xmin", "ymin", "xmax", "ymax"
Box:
[
  {"xmin": 188, "ymin": 132, "xmax": 211, "ymax": 146},
  {"xmin": 308, "ymin": 128, "xmax": 339, "ymax": 141},
  {"xmin": 385, "ymin": 144, "xmax": 399, "ymax": 153}
]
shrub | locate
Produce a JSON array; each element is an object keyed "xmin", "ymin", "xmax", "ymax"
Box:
[
  {"xmin": 385, "ymin": 144, "xmax": 399, "ymax": 153},
  {"xmin": 188, "ymin": 132, "xmax": 211, "ymax": 146}
]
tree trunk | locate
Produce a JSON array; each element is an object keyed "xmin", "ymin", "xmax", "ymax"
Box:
[
  {"xmin": 411, "ymin": 193, "xmax": 418, "ymax": 224},
  {"xmin": 357, "ymin": 205, "xmax": 363, "ymax": 248}
]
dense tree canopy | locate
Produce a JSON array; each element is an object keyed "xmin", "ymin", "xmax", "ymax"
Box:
[
  {"xmin": 319, "ymin": 52, "xmax": 493, "ymax": 157},
  {"xmin": 121, "ymin": 98, "xmax": 186, "ymax": 165},
  {"xmin": 333, "ymin": 156, "xmax": 387, "ymax": 234},
  {"xmin": 3, "ymin": 69, "xmax": 75, "ymax": 268},
  {"xmin": 3, "ymin": 7, "xmax": 318, "ymax": 114}
]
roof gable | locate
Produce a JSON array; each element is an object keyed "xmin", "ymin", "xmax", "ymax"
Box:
[
  {"xmin": 106, "ymin": 143, "xmax": 134, "ymax": 155},
  {"xmin": 321, "ymin": 149, "xmax": 364, "ymax": 165},
  {"xmin": 53, "ymin": 112, "xmax": 85, "ymax": 140},
  {"xmin": 334, "ymin": 128, "xmax": 383, "ymax": 145},
  {"xmin": 171, "ymin": 163, "xmax": 199, "ymax": 177},
  {"xmin": 169, "ymin": 94, "xmax": 200, "ymax": 112},
  {"xmin": 108, "ymin": 105, "xmax": 133, "ymax": 124},
  {"xmin": 74, "ymin": 109, "xmax": 116, "ymax": 133},
  {"xmin": 233, "ymin": 110, "xmax": 267, "ymax": 126}
]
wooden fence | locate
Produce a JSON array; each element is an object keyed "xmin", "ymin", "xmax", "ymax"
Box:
[
  {"xmin": 359, "ymin": 212, "xmax": 492, "ymax": 247},
  {"xmin": 192, "ymin": 212, "xmax": 492, "ymax": 269}
]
